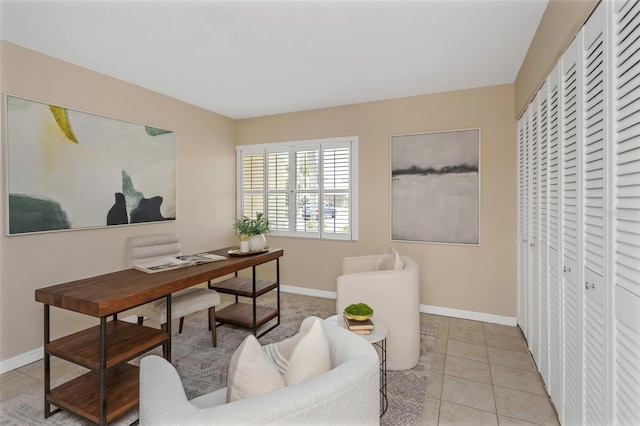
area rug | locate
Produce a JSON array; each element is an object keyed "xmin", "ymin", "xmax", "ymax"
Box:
[{"xmin": 0, "ymin": 294, "xmax": 437, "ymax": 425}]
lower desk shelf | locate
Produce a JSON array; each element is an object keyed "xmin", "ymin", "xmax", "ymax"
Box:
[
  {"xmin": 46, "ymin": 321, "xmax": 167, "ymax": 369},
  {"xmin": 211, "ymin": 275, "xmax": 280, "ymax": 336},
  {"xmin": 215, "ymin": 303, "xmax": 278, "ymax": 329},
  {"xmin": 45, "ymin": 320, "xmax": 167, "ymax": 424},
  {"xmin": 210, "ymin": 276, "xmax": 277, "ymax": 297},
  {"xmin": 47, "ymin": 363, "xmax": 139, "ymax": 424}
]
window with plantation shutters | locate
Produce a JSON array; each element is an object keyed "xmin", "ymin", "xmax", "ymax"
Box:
[{"xmin": 237, "ymin": 137, "xmax": 358, "ymax": 241}]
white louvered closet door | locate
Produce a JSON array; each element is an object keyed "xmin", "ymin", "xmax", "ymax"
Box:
[
  {"xmin": 518, "ymin": 108, "xmax": 531, "ymax": 337},
  {"xmin": 581, "ymin": 4, "xmax": 612, "ymax": 425},
  {"xmin": 530, "ymin": 95, "xmax": 541, "ymax": 363},
  {"xmin": 547, "ymin": 62, "xmax": 564, "ymax": 419},
  {"xmin": 538, "ymin": 82, "xmax": 550, "ymax": 384},
  {"xmin": 561, "ymin": 35, "xmax": 584, "ymax": 426},
  {"xmin": 613, "ymin": 0, "xmax": 640, "ymax": 424}
]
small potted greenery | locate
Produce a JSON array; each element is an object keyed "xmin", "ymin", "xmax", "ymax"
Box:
[
  {"xmin": 233, "ymin": 216, "xmax": 254, "ymax": 252},
  {"xmin": 233, "ymin": 213, "xmax": 270, "ymax": 253},
  {"xmin": 248, "ymin": 212, "xmax": 270, "ymax": 252}
]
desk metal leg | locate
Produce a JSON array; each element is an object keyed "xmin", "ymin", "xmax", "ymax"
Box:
[
  {"xmin": 43, "ymin": 305, "xmax": 60, "ymax": 418},
  {"xmin": 99, "ymin": 317, "xmax": 107, "ymax": 426},
  {"xmin": 165, "ymin": 295, "xmax": 172, "ymax": 362},
  {"xmin": 252, "ymin": 265, "xmax": 257, "ymax": 335},
  {"xmin": 276, "ymin": 258, "xmax": 281, "ymax": 328}
]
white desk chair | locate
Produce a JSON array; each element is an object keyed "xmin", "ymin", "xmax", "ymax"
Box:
[{"xmin": 125, "ymin": 233, "xmax": 220, "ymax": 349}]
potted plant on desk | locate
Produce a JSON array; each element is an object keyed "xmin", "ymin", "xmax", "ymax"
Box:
[
  {"xmin": 248, "ymin": 212, "xmax": 270, "ymax": 252},
  {"xmin": 233, "ymin": 216, "xmax": 254, "ymax": 253},
  {"xmin": 233, "ymin": 212, "xmax": 270, "ymax": 253}
]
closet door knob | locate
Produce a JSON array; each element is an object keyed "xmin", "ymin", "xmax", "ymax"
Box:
[
  {"xmin": 585, "ymin": 282, "xmax": 595, "ymax": 290},
  {"xmin": 563, "ymin": 266, "xmax": 571, "ymax": 273}
]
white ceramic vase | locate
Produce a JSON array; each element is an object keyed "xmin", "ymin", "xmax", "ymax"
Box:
[
  {"xmin": 249, "ymin": 233, "xmax": 267, "ymax": 252},
  {"xmin": 239, "ymin": 240, "xmax": 250, "ymax": 253}
]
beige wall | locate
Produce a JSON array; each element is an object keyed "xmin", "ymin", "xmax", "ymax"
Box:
[
  {"xmin": 237, "ymin": 84, "xmax": 518, "ymax": 318},
  {"xmin": 0, "ymin": 41, "xmax": 237, "ymax": 361},
  {"xmin": 514, "ymin": 0, "xmax": 598, "ymax": 118}
]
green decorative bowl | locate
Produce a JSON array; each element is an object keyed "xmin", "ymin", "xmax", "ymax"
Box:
[
  {"xmin": 344, "ymin": 311, "xmax": 373, "ymax": 321},
  {"xmin": 344, "ymin": 303, "xmax": 374, "ymax": 321}
]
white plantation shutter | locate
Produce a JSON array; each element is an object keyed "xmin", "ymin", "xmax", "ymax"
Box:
[
  {"xmin": 547, "ymin": 62, "xmax": 564, "ymax": 416},
  {"xmin": 538, "ymin": 81, "xmax": 550, "ymax": 386},
  {"xmin": 322, "ymin": 145, "xmax": 351, "ymax": 237},
  {"xmin": 563, "ymin": 50, "xmax": 582, "ymax": 265},
  {"xmin": 294, "ymin": 146, "xmax": 320, "ymax": 234},
  {"xmin": 266, "ymin": 150, "xmax": 290, "ymax": 231},
  {"xmin": 583, "ymin": 11, "xmax": 607, "ymax": 279},
  {"xmin": 614, "ymin": 0, "xmax": 640, "ymax": 298},
  {"xmin": 241, "ymin": 152, "xmax": 265, "ymax": 220},
  {"xmin": 561, "ymin": 36, "xmax": 584, "ymax": 426},
  {"xmin": 614, "ymin": 0, "xmax": 640, "ymax": 424},
  {"xmin": 517, "ymin": 109, "xmax": 530, "ymax": 336},
  {"xmin": 530, "ymin": 95, "xmax": 541, "ymax": 363},
  {"xmin": 237, "ymin": 137, "xmax": 358, "ymax": 240},
  {"xmin": 549, "ymin": 68, "xmax": 563, "ymax": 254},
  {"xmin": 581, "ymin": 5, "xmax": 610, "ymax": 425}
]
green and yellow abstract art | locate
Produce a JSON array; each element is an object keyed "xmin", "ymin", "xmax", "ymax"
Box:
[{"xmin": 5, "ymin": 95, "xmax": 176, "ymax": 235}]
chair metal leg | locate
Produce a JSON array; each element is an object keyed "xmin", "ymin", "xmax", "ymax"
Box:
[
  {"xmin": 179, "ymin": 317, "xmax": 184, "ymax": 334},
  {"xmin": 137, "ymin": 316, "xmax": 143, "ymax": 326},
  {"xmin": 209, "ymin": 307, "xmax": 217, "ymax": 347}
]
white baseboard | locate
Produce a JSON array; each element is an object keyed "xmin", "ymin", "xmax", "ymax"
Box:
[
  {"xmin": 280, "ymin": 285, "xmax": 517, "ymax": 326},
  {"xmin": 0, "ymin": 347, "xmax": 43, "ymax": 375},
  {"xmin": 280, "ymin": 285, "xmax": 337, "ymax": 300},
  {"xmin": 419, "ymin": 304, "xmax": 517, "ymax": 326},
  {"xmin": 0, "ymin": 287, "xmax": 515, "ymax": 373}
]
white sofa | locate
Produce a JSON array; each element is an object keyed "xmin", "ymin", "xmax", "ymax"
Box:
[
  {"xmin": 139, "ymin": 317, "xmax": 380, "ymax": 425},
  {"xmin": 336, "ymin": 254, "xmax": 420, "ymax": 370}
]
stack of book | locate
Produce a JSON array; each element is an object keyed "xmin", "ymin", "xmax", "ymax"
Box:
[{"xmin": 343, "ymin": 315, "xmax": 375, "ymax": 335}]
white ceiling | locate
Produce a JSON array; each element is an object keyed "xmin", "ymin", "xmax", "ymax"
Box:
[{"xmin": 1, "ymin": 0, "xmax": 548, "ymax": 119}]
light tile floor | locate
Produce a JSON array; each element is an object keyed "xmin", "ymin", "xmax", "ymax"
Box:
[
  {"xmin": 0, "ymin": 294, "xmax": 560, "ymax": 426},
  {"xmin": 420, "ymin": 314, "xmax": 560, "ymax": 426}
]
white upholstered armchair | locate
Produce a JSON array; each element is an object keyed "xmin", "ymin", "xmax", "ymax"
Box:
[
  {"xmin": 336, "ymin": 253, "xmax": 420, "ymax": 370},
  {"xmin": 139, "ymin": 317, "xmax": 380, "ymax": 425}
]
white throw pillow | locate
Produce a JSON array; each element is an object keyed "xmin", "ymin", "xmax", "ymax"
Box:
[
  {"xmin": 226, "ymin": 334, "xmax": 285, "ymax": 402},
  {"xmin": 284, "ymin": 318, "xmax": 332, "ymax": 386},
  {"xmin": 263, "ymin": 329, "xmax": 304, "ymax": 375},
  {"xmin": 375, "ymin": 247, "xmax": 405, "ymax": 270}
]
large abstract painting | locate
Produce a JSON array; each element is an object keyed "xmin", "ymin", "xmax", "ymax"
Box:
[
  {"xmin": 5, "ymin": 95, "xmax": 176, "ymax": 235},
  {"xmin": 391, "ymin": 129, "xmax": 480, "ymax": 245}
]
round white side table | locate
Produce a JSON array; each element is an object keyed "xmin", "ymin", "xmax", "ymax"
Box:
[{"xmin": 326, "ymin": 315, "xmax": 388, "ymax": 416}]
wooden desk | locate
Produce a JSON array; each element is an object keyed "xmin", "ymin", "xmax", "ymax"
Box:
[{"xmin": 35, "ymin": 247, "xmax": 283, "ymax": 425}]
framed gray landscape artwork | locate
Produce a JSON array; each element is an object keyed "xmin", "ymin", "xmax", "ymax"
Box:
[
  {"xmin": 4, "ymin": 95, "xmax": 176, "ymax": 235},
  {"xmin": 391, "ymin": 129, "xmax": 480, "ymax": 245}
]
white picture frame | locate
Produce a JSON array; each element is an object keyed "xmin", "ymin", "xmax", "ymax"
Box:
[{"xmin": 390, "ymin": 128, "xmax": 481, "ymax": 245}]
